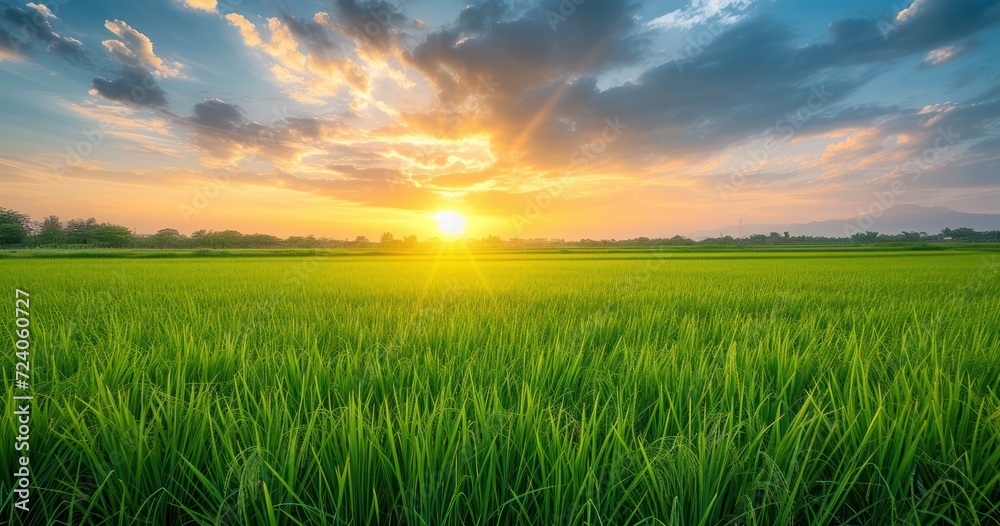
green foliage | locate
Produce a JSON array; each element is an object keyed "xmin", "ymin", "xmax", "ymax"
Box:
[
  {"xmin": 0, "ymin": 222, "xmax": 27, "ymax": 245},
  {"xmin": 0, "ymin": 207, "xmax": 29, "ymax": 245},
  {"xmin": 2, "ymin": 250, "xmax": 999, "ymax": 524},
  {"xmin": 3, "ymin": 205, "xmax": 999, "ymax": 249}
]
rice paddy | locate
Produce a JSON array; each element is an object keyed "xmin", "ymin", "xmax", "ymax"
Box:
[{"xmin": 2, "ymin": 248, "xmax": 1000, "ymax": 525}]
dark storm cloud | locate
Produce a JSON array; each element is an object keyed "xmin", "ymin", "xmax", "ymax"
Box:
[
  {"xmin": 0, "ymin": 4, "xmax": 90, "ymax": 65},
  {"xmin": 91, "ymin": 66, "xmax": 168, "ymax": 107}
]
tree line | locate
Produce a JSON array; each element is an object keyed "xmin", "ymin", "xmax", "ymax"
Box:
[{"xmin": 1, "ymin": 207, "xmax": 998, "ymax": 249}]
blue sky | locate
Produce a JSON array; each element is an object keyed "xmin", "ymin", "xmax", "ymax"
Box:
[{"xmin": 1, "ymin": 0, "xmax": 999, "ymax": 239}]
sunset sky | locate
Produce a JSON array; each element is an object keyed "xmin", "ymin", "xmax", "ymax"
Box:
[{"xmin": 2, "ymin": 0, "xmax": 999, "ymax": 239}]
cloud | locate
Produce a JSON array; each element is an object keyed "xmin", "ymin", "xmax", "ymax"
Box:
[
  {"xmin": 0, "ymin": 25, "xmax": 26, "ymax": 61},
  {"xmin": 881, "ymin": 0, "xmax": 1000, "ymax": 53},
  {"xmin": 224, "ymin": 13, "xmax": 262, "ymax": 47},
  {"xmin": 920, "ymin": 41, "xmax": 980, "ymax": 67},
  {"xmin": 895, "ymin": 0, "xmax": 931, "ymax": 25},
  {"xmin": 180, "ymin": 98, "xmax": 314, "ymax": 165},
  {"xmin": 23, "ymin": 0, "xmax": 1000, "ymax": 221},
  {"xmin": 647, "ymin": 0, "xmax": 757, "ymax": 30},
  {"xmin": 90, "ymin": 66, "xmax": 169, "ymax": 108},
  {"xmin": 196, "ymin": 0, "xmax": 999, "ymax": 214},
  {"xmin": 225, "ymin": 12, "xmax": 371, "ymax": 104},
  {"xmin": 332, "ymin": 0, "xmax": 412, "ymax": 56},
  {"xmin": 189, "ymin": 98, "xmax": 249, "ymax": 130},
  {"xmin": 279, "ymin": 11, "xmax": 341, "ymax": 53},
  {"xmin": 0, "ymin": 4, "xmax": 90, "ymax": 65},
  {"xmin": 177, "ymin": 0, "xmax": 217, "ymax": 13},
  {"xmin": 409, "ymin": 0, "xmax": 1000, "ymax": 176},
  {"xmin": 89, "ymin": 19, "xmax": 181, "ymax": 108},
  {"xmin": 102, "ymin": 19, "xmax": 183, "ymax": 77},
  {"xmin": 407, "ymin": 0, "xmax": 649, "ymax": 107}
]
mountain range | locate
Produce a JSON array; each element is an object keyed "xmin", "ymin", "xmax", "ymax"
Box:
[{"xmin": 690, "ymin": 205, "xmax": 1000, "ymax": 239}]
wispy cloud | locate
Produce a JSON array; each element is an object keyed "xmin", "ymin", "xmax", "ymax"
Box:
[{"xmin": 647, "ymin": 0, "xmax": 757, "ymax": 30}]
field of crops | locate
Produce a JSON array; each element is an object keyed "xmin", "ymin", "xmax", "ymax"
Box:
[{"xmin": 2, "ymin": 248, "xmax": 1000, "ymax": 525}]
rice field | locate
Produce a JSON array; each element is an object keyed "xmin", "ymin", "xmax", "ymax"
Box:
[{"xmin": 2, "ymin": 249, "xmax": 1000, "ymax": 525}]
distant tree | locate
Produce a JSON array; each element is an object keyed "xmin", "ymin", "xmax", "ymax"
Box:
[
  {"xmin": 88, "ymin": 224, "xmax": 132, "ymax": 248},
  {"xmin": 199, "ymin": 230, "xmax": 244, "ymax": 248},
  {"xmin": 783, "ymin": 231, "xmax": 790, "ymax": 238},
  {"xmin": 0, "ymin": 224, "xmax": 26, "ymax": 245},
  {"xmin": 0, "ymin": 208, "xmax": 29, "ymax": 245},
  {"xmin": 64, "ymin": 218, "xmax": 99, "ymax": 244},
  {"xmin": 380, "ymin": 232, "xmax": 395, "ymax": 244},
  {"xmin": 402, "ymin": 234, "xmax": 418, "ymax": 248},
  {"xmin": 354, "ymin": 235, "xmax": 369, "ymax": 245},
  {"xmin": 243, "ymin": 233, "xmax": 282, "ymax": 248},
  {"xmin": 34, "ymin": 215, "xmax": 68, "ymax": 245},
  {"xmin": 65, "ymin": 218, "xmax": 98, "ymax": 232},
  {"xmin": 951, "ymin": 227, "xmax": 975, "ymax": 239},
  {"xmin": 851, "ymin": 231, "xmax": 880, "ymax": 244},
  {"xmin": 42, "ymin": 215, "xmax": 62, "ymax": 232},
  {"xmin": 285, "ymin": 235, "xmax": 321, "ymax": 248},
  {"xmin": 144, "ymin": 228, "xmax": 186, "ymax": 248},
  {"xmin": 481, "ymin": 235, "xmax": 504, "ymax": 247}
]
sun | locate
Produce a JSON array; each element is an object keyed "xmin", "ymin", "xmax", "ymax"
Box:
[{"xmin": 432, "ymin": 211, "xmax": 466, "ymax": 236}]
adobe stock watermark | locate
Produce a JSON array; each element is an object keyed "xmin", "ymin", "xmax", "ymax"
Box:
[
  {"xmin": 384, "ymin": 75, "xmax": 500, "ymax": 193},
  {"xmin": 179, "ymin": 106, "xmax": 290, "ymax": 223},
  {"xmin": 842, "ymin": 126, "xmax": 960, "ymax": 236},
  {"xmin": 350, "ymin": 3, "xmax": 401, "ymax": 45},
  {"xmin": 944, "ymin": 254, "xmax": 999, "ymax": 309},
  {"xmin": 12, "ymin": 288, "xmax": 33, "ymax": 513},
  {"xmin": 511, "ymin": 116, "xmax": 627, "ymax": 233},
  {"xmin": 215, "ymin": 0, "xmax": 245, "ymax": 15},
  {"xmin": 51, "ymin": 120, "xmax": 113, "ymax": 182},
  {"xmin": 178, "ymin": 170, "xmax": 234, "ymax": 223},
  {"xmin": 570, "ymin": 117, "xmax": 628, "ymax": 169},
  {"xmin": 673, "ymin": 22, "xmax": 724, "ymax": 73},
  {"xmin": 52, "ymin": 73, "xmax": 163, "ymax": 181},
  {"xmin": 718, "ymin": 84, "xmax": 833, "ymax": 200},
  {"xmin": 5, "ymin": 0, "xmax": 73, "ymax": 52},
  {"xmin": 985, "ymin": 117, "xmax": 1000, "ymax": 134},
  {"xmin": 545, "ymin": 0, "xmax": 586, "ymax": 31},
  {"xmin": 510, "ymin": 174, "xmax": 572, "ymax": 233}
]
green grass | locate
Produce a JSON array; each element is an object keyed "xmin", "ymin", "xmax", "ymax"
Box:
[{"xmin": 2, "ymin": 249, "xmax": 1000, "ymax": 524}]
